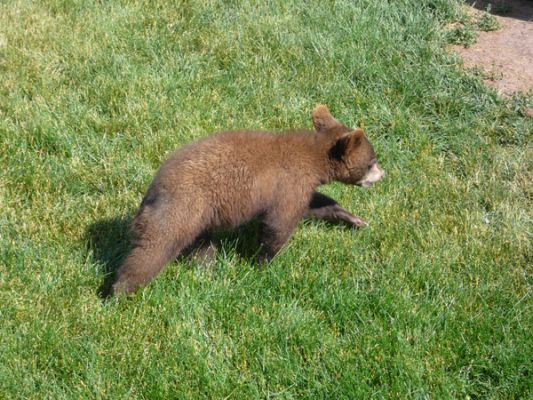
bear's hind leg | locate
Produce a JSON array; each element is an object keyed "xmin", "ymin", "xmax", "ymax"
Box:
[
  {"xmin": 111, "ymin": 206, "xmax": 202, "ymax": 295},
  {"xmin": 111, "ymin": 238, "xmax": 179, "ymax": 295}
]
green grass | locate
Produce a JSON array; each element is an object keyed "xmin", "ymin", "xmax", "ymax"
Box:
[
  {"xmin": 446, "ymin": 4, "xmax": 500, "ymax": 48},
  {"xmin": 1, "ymin": 0, "xmax": 532, "ymax": 398}
]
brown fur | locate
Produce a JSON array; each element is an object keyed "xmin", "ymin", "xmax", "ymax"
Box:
[{"xmin": 112, "ymin": 105, "xmax": 383, "ymax": 295}]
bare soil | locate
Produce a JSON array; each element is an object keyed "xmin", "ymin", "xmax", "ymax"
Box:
[{"xmin": 451, "ymin": 0, "xmax": 533, "ymax": 96}]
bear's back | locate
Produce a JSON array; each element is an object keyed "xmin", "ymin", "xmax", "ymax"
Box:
[{"xmin": 146, "ymin": 130, "xmax": 323, "ymax": 228}]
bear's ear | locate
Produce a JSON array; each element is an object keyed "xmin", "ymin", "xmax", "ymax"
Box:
[
  {"xmin": 312, "ymin": 104, "xmax": 340, "ymax": 132},
  {"xmin": 329, "ymin": 129, "xmax": 364, "ymax": 160}
]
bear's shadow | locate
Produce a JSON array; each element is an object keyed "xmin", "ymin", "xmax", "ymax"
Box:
[
  {"xmin": 85, "ymin": 214, "xmax": 268, "ymax": 299},
  {"xmin": 86, "ymin": 210, "xmax": 352, "ymax": 299},
  {"xmin": 85, "ymin": 215, "xmax": 132, "ymax": 298}
]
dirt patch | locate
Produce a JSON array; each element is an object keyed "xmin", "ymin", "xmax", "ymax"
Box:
[{"xmin": 451, "ymin": 0, "xmax": 533, "ymax": 96}]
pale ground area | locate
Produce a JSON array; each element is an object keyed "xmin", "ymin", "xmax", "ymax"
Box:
[{"xmin": 451, "ymin": 0, "xmax": 533, "ymax": 97}]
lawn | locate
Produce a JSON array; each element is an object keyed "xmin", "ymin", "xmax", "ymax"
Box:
[{"xmin": 0, "ymin": 0, "xmax": 531, "ymax": 398}]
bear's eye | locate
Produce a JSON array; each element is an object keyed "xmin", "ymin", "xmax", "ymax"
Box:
[{"xmin": 368, "ymin": 159, "xmax": 376, "ymax": 170}]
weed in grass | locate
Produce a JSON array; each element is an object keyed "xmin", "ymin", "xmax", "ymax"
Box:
[
  {"xmin": 446, "ymin": 24, "xmax": 478, "ymax": 47},
  {"xmin": 476, "ymin": 5, "xmax": 501, "ymax": 32},
  {"xmin": 446, "ymin": 4, "xmax": 501, "ymax": 47}
]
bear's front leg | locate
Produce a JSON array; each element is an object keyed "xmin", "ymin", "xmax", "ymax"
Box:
[
  {"xmin": 306, "ymin": 192, "xmax": 367, "ymax": 227},
  {"xmin": 258, "ymin": 207, "xmax": 303, "ymax": 262}
]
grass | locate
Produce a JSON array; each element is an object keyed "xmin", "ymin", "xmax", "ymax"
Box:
[
  {"xmin": 1, "ymin": 0, "xmax": 532, "ymax": 398},
  {"xmin": 446, "ymin": 4, "xmax": 500, "ymax": 48}
]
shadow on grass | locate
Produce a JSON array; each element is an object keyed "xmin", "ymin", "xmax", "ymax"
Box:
[
  {"xmin": 85, "ymin": 214, "xmax": 134, "ymax": 299},
  {"xmin": 85, "ymin": 213, "xmax": 352, "ymax": 299},
  {"xmin": 85, "ymin": 214, "xmax": 266, "ymax": 299}
]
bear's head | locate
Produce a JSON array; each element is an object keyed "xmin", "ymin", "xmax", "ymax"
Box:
[{"xmin": 312, "ymin": 105, "xmax": 385, "ymax": 187}]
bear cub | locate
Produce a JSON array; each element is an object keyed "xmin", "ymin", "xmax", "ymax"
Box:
[{"xmin": 112, "ymin": 105, "xmax": 385, "ymax": 295}]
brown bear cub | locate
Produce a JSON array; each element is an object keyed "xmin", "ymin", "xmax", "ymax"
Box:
[{"xmin": 112, "ymin": 105, "xmax": 385, "ymax": 295}]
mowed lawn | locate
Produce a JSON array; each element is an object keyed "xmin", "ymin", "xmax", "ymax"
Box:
[{"xmin": 1, "ymin": 0, "xmax": 531, "ymax": 398}]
